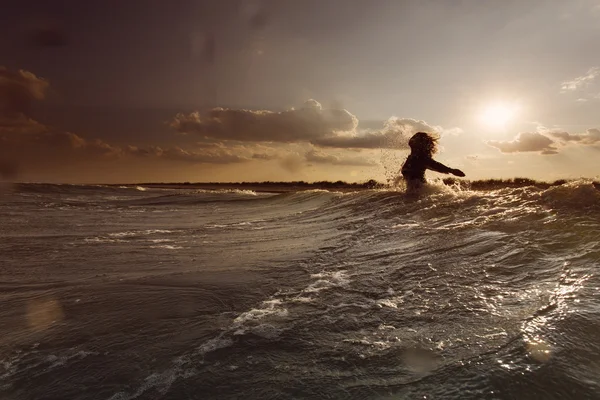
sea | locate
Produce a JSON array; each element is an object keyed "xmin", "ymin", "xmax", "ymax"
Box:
[{"xmin": 1, "ymin": 180, "xmax": 599, "ymax": 400}]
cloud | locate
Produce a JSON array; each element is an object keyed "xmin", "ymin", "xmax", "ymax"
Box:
[
  {"xmin": 0, "ymin": 109, "xmax": 116, "ymax": 160},
  {"xmin": 0, "ymin": 124, "xmax": 119, "ymax": 163},
  {"xmin": 0, "ymin": 68, "xmax": 284, "ymax": 170},
  {"xmin": 545, "ymin": 128, "xmax": 600, "ymax": 145},
  {"xmin": 543, "ymin": 130, "xmax": 582, "ymax": 142},
  {"xmin": 305, "ymin": 149, "xmax": 378, "ymax": 166},
  {"xmin": 171, "ymin": 99, "xmax": 359, "ymax": 143},
  {"xmin": 561, "ymin": 67, "xmax": 600, "ymax": 99},
  {"xmin": 252, "ymin": 152, "xmax": 278, "ymax": 160},
  {"xmin": 171, "ymin": 101, "xmax": 457, "ymax": 151},
  {"xmin": 0, "ymin": 114, "xmax": 47, "ymax": 133},
  {"xmin": 313, "ymin": 117, "xmax": 440, "ymax": 149},
  {"xmin": 561, "ymin": 67, "xmax": 600, "ymax": 91},
  {"xmin": 0, "ymin": 122, "xmax": 272, "ymax": 169},
  {"xmin": 584, "ymin": 128, "xmax": 600, "ymax": 144},
  {"xmin": 0, "ymin": 120, "xmax": 245, "ymax": 172},
  {"xmin": 487, "ymin": 126, "xmax": 600, "ymax": 155},
  {"xmin": 487, "ymin": 132, "xmax": 559, "ymax": 155},
  {"xmin": 0, "ymin": 67, "xmax": 49, "ymax": 118},
  {"xmin": 0, "ymin": 121, "xmax": 281, "ymax": 169},
  {"xmin": 190, "ymin": 141, "xmax": 282, "ymax": 162},
  {"xmin": 0, "ymin": 120, "xmax": 278, "ymax": 167},
  {"xmin": 0, "ymin": 67, "xmax": 461, "ymax": 181}
]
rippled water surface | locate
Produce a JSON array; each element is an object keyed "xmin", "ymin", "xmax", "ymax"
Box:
[{"xmin": 1, "ymin": 182, "xmax": 599, "ymax": 399}]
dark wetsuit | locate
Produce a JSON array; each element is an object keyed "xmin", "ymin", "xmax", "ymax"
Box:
[{"xmin": 401, "ymin": 154, "xmax": 453, "ymax": 183}]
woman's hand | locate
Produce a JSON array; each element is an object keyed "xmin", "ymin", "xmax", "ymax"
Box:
[{"xmin": 452, "ymin": 169, "xmax": 465, "ymax": 177}]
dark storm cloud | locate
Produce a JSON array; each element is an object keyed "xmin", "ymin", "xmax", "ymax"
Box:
[
  {"xmin": 305, "ymin": 149, "xmax": 377, "ymax": 166},
  {"xmin": 487, "ymin": 132, "xmax": 559, "ymax": 155},
  {"xmin": 0, "ymin": 66, "xmax": 49, "ymax": 118},
  {"xmin": 171, "ymin": 99, "xmax": 358, "ymax": 143}
]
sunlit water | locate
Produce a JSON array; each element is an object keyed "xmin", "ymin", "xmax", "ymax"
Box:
[{"xmin": 1, "ymin": 182, "xmax": 599, "ymax": 399}]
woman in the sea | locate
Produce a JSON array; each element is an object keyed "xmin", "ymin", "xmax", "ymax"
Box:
[{"xmin": 398, "ymin": 131, "xmax": 465, "ymax": 192}]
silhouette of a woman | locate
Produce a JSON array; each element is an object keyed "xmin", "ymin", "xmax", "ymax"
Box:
[{"xmin": 400, "ymin": 132, "xmax": 465, "ymax": 191}]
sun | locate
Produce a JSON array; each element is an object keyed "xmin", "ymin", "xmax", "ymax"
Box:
[{"xmin": 479, "ymin": 102, "xmax": 519, "ymax": 129}]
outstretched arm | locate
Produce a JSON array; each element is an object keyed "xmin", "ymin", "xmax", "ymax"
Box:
[{"xmin": 426, "ymin": 159, "xmax": 465, "ymax": 177}]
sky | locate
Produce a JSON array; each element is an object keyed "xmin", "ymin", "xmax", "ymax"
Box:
[{"xmin": 1, "ymin": 0, "xmax": 600, "ymax": 183}]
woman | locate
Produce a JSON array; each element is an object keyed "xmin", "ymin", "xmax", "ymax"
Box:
[{"xmin": 400, "ymin": 132, "xmax": 465, "ymax": 191}]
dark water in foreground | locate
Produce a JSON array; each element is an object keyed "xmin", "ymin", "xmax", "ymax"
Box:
[{"xmin": 1, "ymin": 182, "xmax": 600, "ymax": 399}]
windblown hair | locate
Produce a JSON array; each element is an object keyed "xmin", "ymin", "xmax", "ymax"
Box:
[{"xmin": 408, "ymin": 132, "xmax": 438, "ymax": 157}]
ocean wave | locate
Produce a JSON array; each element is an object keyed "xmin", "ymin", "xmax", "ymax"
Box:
[
  {"xmin": 10, "ymin": 181, "xmax": 599, "ymax": 218},
  {"xmin": 4, "ymin": 178, "xmax": 600, "ymax": 400},
  {"xmin": 540, "ymin": 179, "xmax": 600, "ymax": 211},
  {"xmin": 191, "ymin": 188, "xmax": 259, "ymax": 196}
]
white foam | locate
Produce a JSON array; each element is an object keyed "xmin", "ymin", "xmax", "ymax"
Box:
[
  {"xmin": 107, "ymin": 289, "xmax": 291, "ymax": 399},
  {"xmin": 84, "ymin": 237, "xmax": 125, "ymax": 243},
  {"xmin": 109, "ymin": 335, "xmax": 233, "ymax": 399},
  {"xmin": 205, "ymin": 221, "xmax": 261, "ymax": 229},
  {"xmin": 108, "ymin": 362, "xmax": 198, "ymax": 400},
  {"xmin": 377, "ymin": 299, "xmax": 398, "ymax": 308},
  {"xmin": 108, "ymin": 229, "xmax": 175, "ymax": 237},
  {"xmin": 109, "ymin": 369, "xmax": 177, "ymax": 400},
  {"xmin": 291, "ymin": 296, "xmax": 315, "ymax": 303},
  {"xmin": 342, "ymin": 336, "xmax": 395, "ymax": 352},
  {"xmin": 343, "ymin": 338, "xmax": 372, "ymax": 346},
  {"xmin": 1, "ymin": 348, "xmax": 95, "ymax": 383},
  {"xmin": 149, "ymin": 245, "xmax": 183, "ymax": 250},
  {"xmin": 45, "ymin": 351, "xmax": 93, "ymax": 370},
  {"xmin": 372, "ymin": 341, "xmax": 392, "ymax": 350},
  {"xmin": 376, "ymin": 296, "xmax": 405, "ymax": 309},
  {"xmin": 391, "ymin": 222, "xmax": 420, "ymax": 229},
  {"xmin": 193, "ymin": 189, "xmax": 258, "ymax": 196},
  {"xmin": 233, "ymin": 299, "xmax": 288, "ymax": 327},
  {"xmin": 304, "ymin": 271, "xmax": 349, "ymax": 293},
  {"xmin": 236, "ymin": 323, "xmax": 283, "ymax": 339},
  {"xmin": 196, "ymin": 336, "xmax": 234, "ymax": 357}
]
